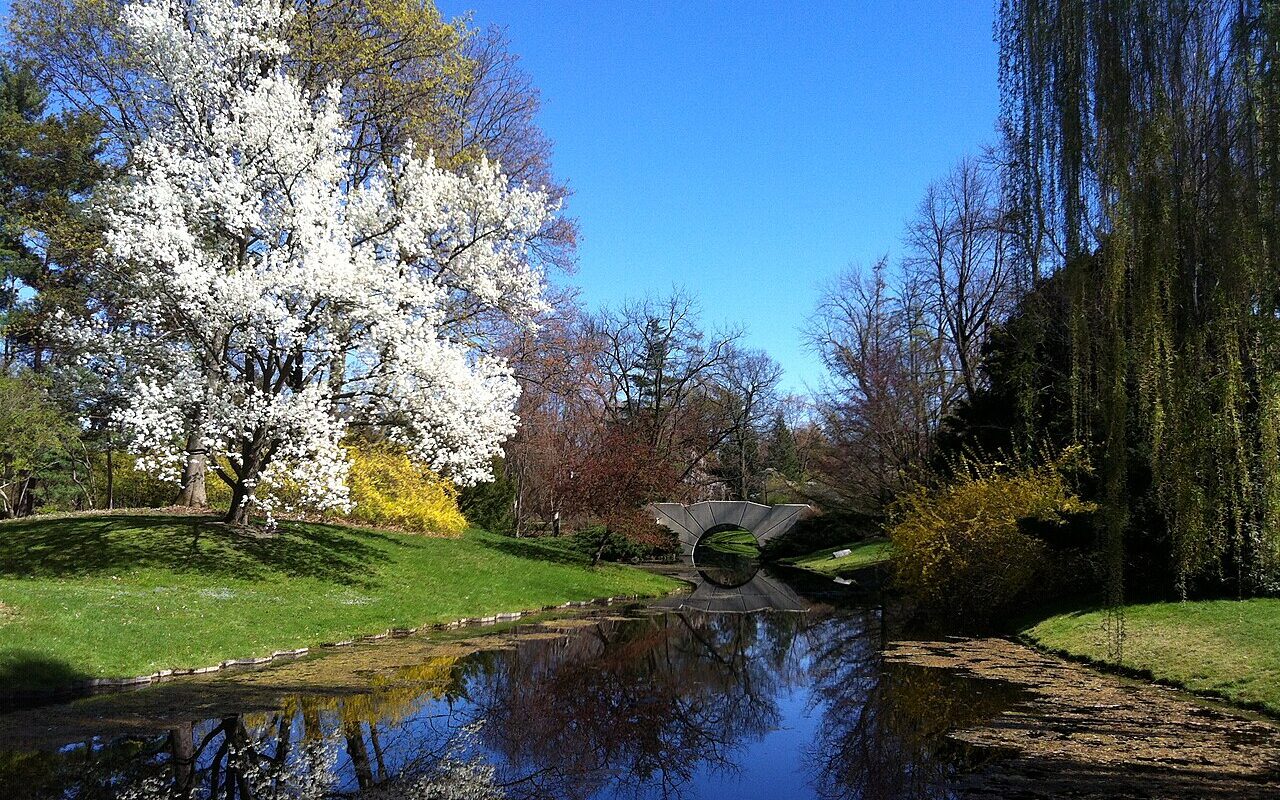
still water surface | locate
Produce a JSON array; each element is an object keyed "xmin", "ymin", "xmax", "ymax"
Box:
[{"xmin": 0, "ymin": 565, "xmax": 1026, "ymax": 799}]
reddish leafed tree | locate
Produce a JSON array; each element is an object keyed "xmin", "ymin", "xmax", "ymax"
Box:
[{"xmin": 499, "ymin": 289, "xmax": 779, "ymax": 557}]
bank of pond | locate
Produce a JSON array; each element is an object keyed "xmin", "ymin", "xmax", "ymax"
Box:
[
  {"xmin": 0, "ymin": 512, "xmax": 1277, "ymax": 799},
  {"xmin": 0, "ymin": 558, "xmax": 1276, "ymax": 799},
  {"xmin": 1023, "ymin": 598, "xmax": 1280, "ymax": 717},
  {"xmin": 0, "ymin": 513, "xmax": 677, "ymax": 692},
  {"xmin": 778, "ymin": 534, "xmax": 1280, "ymax": 719}
]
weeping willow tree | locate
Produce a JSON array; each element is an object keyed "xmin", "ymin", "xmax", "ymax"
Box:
[{"xmin": 998, "ymin": 0, "xmax": 1280, "ymax": 601}]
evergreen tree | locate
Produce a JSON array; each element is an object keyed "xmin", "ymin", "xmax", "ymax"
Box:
[
  {"xmin": 0, "ymin": 58, "xmax": 104, "ymax": 373},
  {"xmin": 764, "ymin": 411, "xmax": 802, "ymax": 482}
]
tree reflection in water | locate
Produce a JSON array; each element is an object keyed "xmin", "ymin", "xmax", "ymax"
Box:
[
  {"xmin": 3, "ymin": 713, "xmax": 342, "ymax": 800},
  {"xmin": 0, "ymin": 590, "xmax": 1020, "ymax": 800},
  {"xmin": 802, "ymin": 610, "xmax": 1025, "ymax": 800},
  {"xmin": 462, "ymin": 612, "xmax": 814, "ymax": 799}
]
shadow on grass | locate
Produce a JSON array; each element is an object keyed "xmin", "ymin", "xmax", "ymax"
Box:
[
  {"xmin": 472, "ymin": 533, "xmax": 595, "ymax": 568},
  {"xmin": 0, "ymin": 515, "xmax": 389, "ymax": 587},
  {"xmin": 1003, "ymin": 595, "xmax": 1106, "ymax": 634},
  {"xmin": 0, "ymin": 650, "xmax": 90, "ymax": 700}
]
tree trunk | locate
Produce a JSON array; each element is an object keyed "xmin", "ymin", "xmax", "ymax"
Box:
[
  {"xmin": 225, "ymin": 488, "xmax": 252, "ymax": 526},
  {"xmin": 368, "ymin": 724, "xmax": 387, "ymax": 781},
  {"xmin": 105, "ymin": 448, "xmax": 115, "ymax": 510},
  {"xmin": 15, "ymin": 472, "xmax": 34, "ymax": 517},
  {"xmin": 513, "ymin": 467, "xmax": 524, "ymax": 537},
  {"xmin": 592, "ymin": 527, "xmax": 610, "ymax": 567},
  {"xmin": 225, "ymin": 457, "xmax": 261, "ymax": 525},
  {"xmin": 345, "ymin": 722, "xmax": 375, "ymax": 789},
  {"xmin": 175, "ymin": 431, "xmax": 207, "ymax": 507},
  {"xmin": 223, "ymin": 442, "xmax": 270, "ymax": 526},
  {"xmin": 169, "ymin": 722, "xmax": 195, "ymax": 799}
]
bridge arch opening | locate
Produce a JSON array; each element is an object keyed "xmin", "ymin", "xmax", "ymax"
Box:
[
  {"xmin": 694, "ymin": 524, "xmax": 763, "ymax": 557},
  {"xmin": 691, "ymin": 525, "xmax": 761, "ymax": 587}
]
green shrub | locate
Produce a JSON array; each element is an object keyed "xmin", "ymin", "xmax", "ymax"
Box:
[
  {"xmin": 205, "ymin": 471, "xmax": 232, "ymax": 509},
  {"xmin": 889, "ymin": 446, "xmax": 1096, "ymax": 627},
  {"xmin": 457, "ymin": 459, "xmax": 516, "ymax": 535},
  {"xmin": 89, "ymin": 451, "xmax": 177, "ymax": 510},
  {"xmin": 0, "ymin": 373, "xmax": 86, "ymax": 516}
]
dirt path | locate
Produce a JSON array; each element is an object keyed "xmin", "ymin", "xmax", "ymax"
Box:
[{"xmin": 886, "ymin": 638, "xmax": 1280, "ymax": 799}]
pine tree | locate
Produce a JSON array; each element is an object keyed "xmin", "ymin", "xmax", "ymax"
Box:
[
  {"xmin": 0, "ymin": 59, "xmax": 104, "ymax": 372},
  {"xmin": 764, "ymin": 411, "xmax": 801, "ymax": 481}
]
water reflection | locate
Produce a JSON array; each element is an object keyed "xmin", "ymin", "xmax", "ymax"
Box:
[
  {"xmin": 687, "ymin": 540, "xmax": 760, "ymax": 588},
  {"xmin": 655, "ymin": 543, "xmax": 818, "ymax": 613},
  {"xmin": 0, "ymin": 575, "xmax": 1024, "ymax": 800},
  {"xmin": 651, "ymin": 568, "xmax": 812, "ymax": 613},
  {"xmin": 802, "ymin": 613, "xmax": 1026, "ymax": 800},
  {"xmin": 466, "ymin": 613, "xmax": 808, "ymax": 799}
]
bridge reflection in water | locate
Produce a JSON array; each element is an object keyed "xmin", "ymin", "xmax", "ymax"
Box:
[{"xmin": 652, "ymin": 567, "xmax": 813, "ymax": 613}]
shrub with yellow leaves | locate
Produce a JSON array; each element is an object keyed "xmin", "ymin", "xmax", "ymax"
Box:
[
  {"xmin": 341, "ymin": 444, "xmax": 468, "ymax": 536},
  {"xmin": 889, "ymin": 446, "xmax": 1096, "ymax": 627}
]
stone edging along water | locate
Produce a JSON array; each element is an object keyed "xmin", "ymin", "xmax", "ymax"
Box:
[{"xmin": 46, "ymin": 594, "xmax": 649, "ymax": 695}]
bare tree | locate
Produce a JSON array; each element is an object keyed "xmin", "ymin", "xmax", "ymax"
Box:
[
  {"xmin": 713, "ymin": 347, "xmax": 783, "ymax": 500},
  {"xmin": 806, "ymin": 260, "xmax": 952, "ymax": 511},
  {"xmin": 903, "ymin": 156, "xmax": 1017, "ymax": 397},
  {"xmin": 497, "ymin": 288, "xmax": 790, "ymax": 552},
  {"xmin": 588, "ymin": 290, "xmax": 743, "ymax": 487},
  {"xmin": 440, "ymin": 25, "xmax": 578, "ymax": 272},
  {"xmin": 499, "ymin": 291, "xmax": 601, "ymax": 535},
  {"xmin": 807, "ymin": 155, "xmax": 1020, "ymax": 513}
]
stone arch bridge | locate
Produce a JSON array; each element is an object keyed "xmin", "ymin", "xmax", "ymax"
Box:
[{"xmin": 650, "ymin": 501, "xmax": 813, "ymax": 561}]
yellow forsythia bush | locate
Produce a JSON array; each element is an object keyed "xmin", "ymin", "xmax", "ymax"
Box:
[
  {"xmin": 889, "ymin": 446, "xmax": 1095, "ymax": 626},
  {"xmin": 340, "ymin": 444, "xmax": 468, "ymax": 536}
]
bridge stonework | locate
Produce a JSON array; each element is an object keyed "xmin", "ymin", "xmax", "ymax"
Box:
[{"xmin": 649, "ymin": 501, "xmax": 814, "ymax": 561}]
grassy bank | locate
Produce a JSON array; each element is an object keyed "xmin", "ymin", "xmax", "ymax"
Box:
[
  {"xmin": 0, "ymin": 513, "xmax": 678, "ymax": 691},
  {"xmin": 1023, "ymin": 599, "xmax": 1280, "ymax": 716},
  {"xmin": 697, "ymin": 528, "xmax": 760, "ymax": 557},
  {"xmin": 779, "ymin": 539, "xmax": 892, "ymax": 576}
]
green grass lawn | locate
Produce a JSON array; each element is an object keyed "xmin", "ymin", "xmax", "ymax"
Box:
[
  {"xmin": 0, "ymin": 514, "xmax": 678, "ymax": 691},
  {"xmin": 1023, "ymin": 599, "xmax": 1280, "ymax": 715},
  {"xmin": 779, "ymin": 539, "xmax": 893, "ymax": 576},
  {"xmin": 696, "ymin": 527, "xmax": 760, "ymax": 558}
]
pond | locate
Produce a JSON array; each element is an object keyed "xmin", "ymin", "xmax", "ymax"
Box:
[{"xmin": 0, "ymin": 563, "xmax": 1275, "ymax": 799}]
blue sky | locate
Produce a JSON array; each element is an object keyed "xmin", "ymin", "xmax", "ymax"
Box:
[
  {"xmin": 439, "ymin": 1, "xmax": 1002, "ymax": 392},
  {"xmin": 0, "ymin": 0, "xmax": 1001, "ymax": 392}
]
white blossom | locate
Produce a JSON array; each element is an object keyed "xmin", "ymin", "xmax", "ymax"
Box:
[{"xmin": 95, "ymin": 0, "xmax": 557, "ymax": 521}]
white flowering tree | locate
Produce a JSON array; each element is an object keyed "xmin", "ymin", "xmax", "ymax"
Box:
[{"xmin": 94, "ymin": 0, "xmax": 554, "ymax": 524}]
